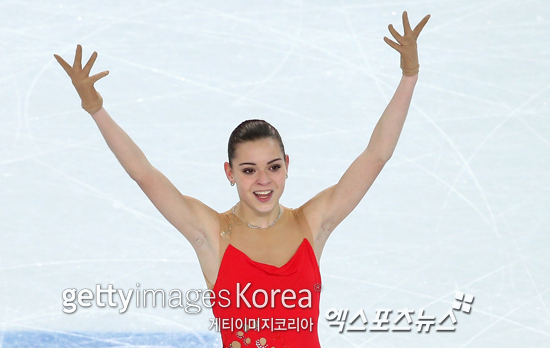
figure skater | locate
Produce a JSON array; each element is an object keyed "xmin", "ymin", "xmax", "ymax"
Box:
[{"xmin": 54, "ymin": 11, "xmax": 430, "ymax": 348}]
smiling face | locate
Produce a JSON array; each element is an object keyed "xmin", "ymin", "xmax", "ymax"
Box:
[{"xmin": 225, "ymin": 137, "xmax": 289, "ymax": 219}]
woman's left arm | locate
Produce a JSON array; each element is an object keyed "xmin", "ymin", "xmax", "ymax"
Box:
[{"xmin": 302, "ymin": 12, "xmax": 430, "ymax": 247}]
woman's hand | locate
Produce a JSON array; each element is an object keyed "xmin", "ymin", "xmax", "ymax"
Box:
[
  {"xmin": 54, "ymin": 44, "xmax": 109, "ymax": 115},
  {"xmin": 384, "ymin": 11, "xmax": 430, "ymax": 76}
]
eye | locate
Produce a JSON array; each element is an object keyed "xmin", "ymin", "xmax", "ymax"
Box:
[
  {"xmin": 243, "ymin": 168, "xmax": 255, "ymax": 174},
  {"xmin": 271, "ymin": 165, "xmax": 281, "ymax": 171}
]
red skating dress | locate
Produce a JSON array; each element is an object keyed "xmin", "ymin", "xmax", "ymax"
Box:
[{"xmin": 212, "ymin": 206, "xmax": 322, "ymax": 348}]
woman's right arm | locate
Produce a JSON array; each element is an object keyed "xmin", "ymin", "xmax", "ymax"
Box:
[
  {"xmin": 54, "ymin": 45, "xmax": 220, "ymax": 253},
  {"xmin": 90, "ymin": 107, "xmax": 220, "ymax": 248}
]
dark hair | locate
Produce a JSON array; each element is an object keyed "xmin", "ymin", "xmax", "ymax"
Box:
[{"xmin": 228, "ymin": 119, "xmax": 285, "ymax": 168}]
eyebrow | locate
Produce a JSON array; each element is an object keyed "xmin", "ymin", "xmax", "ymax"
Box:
[{"xmin": 239, "ymin": 158, "xmax": 282, "ymax": 166}]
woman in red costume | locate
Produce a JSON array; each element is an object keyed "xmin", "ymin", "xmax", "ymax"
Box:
[{"xmin": 55, "ymin": 11, "xmax": 430, "ymax": 348}]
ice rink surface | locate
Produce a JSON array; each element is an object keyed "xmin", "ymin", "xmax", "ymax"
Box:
[{"xmin": 1, "ymin": 0, "xmax": 549, "ymax": 347}]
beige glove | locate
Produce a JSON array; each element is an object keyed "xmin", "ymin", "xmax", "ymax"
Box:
[
  {"xmin": 384, "ymin": 11, "xmax": 430, "ymax": 76},
  {"xmin": 54, "ymin": 44, "xmax": 109, "ymax": 114}
]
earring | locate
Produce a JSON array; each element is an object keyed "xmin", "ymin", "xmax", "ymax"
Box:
[
  {"xmin": 286, "ymin": 173, "xmax": 288, "ymax": 179},
  {"xmin": 231, "ymin": 182, "xmax": 235, "ymax": 186}
]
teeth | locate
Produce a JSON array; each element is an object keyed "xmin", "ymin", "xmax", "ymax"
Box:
[{"xmin": 254, "ymin": 190, "xmax": 272, "ymax": 195}]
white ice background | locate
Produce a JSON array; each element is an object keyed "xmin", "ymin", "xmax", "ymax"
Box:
[{"xmin": 1, "ymin": 0, "xmax": 549, "ymax": 347}]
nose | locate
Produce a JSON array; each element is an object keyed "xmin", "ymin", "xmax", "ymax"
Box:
[{"xmin": 257, "ymin": 169, "xmax": 270, "ymax": 184}]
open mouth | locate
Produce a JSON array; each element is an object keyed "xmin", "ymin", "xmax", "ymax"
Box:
[{"xmin": 254, "ymin": 190, "xmax": 273, "ymax": 201}]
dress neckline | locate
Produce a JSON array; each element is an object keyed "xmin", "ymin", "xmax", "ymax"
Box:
[
  {"xmin": 227, "ymin": 238, "xmax": 309, "ymax": 269},
  {"xmin": 211, "ymin": 238, "xmax": 312, "ymax": 291}
]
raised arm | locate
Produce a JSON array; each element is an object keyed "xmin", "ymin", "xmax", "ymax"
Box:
[
  {"xmin": 301, "ymin": 12, "xmax": 430, "ymax": 255},
  {"xmin": 54, "ymin": 46, "xmax": 220, "ymax": 261}
]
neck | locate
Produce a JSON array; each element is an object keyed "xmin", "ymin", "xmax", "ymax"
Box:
[{"xmin": 234, "ymin": 202, "xmax": 281, "ymax": 228}]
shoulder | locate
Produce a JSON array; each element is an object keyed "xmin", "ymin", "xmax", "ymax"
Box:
[
  {"xmin": 196, "ymin": 207, "xmax": 235, "ymax": 287},
  {"xmin": 218, "ymin": 207, "xmax": 233, "ymax": 225},
  {"xmin": 297, "ymin": 191, "xmax": 332, "ymax": 236},
  {"xmin": 294, "ymin": 192, "xmax": 335, "ymax": 259},
  {"xmin": 287, "ymin": 205, "xmax": 316, "ymax": 245},
  {"xmin": 204, "ymin": 207, "xmax": 231, "ymax": 241}
]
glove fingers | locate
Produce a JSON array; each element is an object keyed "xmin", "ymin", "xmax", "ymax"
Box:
[
  {"xmin": 54, "ymin": 54, "xmax": 73, "ymax": 75},
  {"xmin": 413, "ymin": 14, "xmax": 431, "ymax": 39},
  {"xmin": 74, "ymin": 44, "xmax": 83, "ymax": 70},
  {"xmin": 83, "ymin": 51, "xmax": 98, "ymax": 76},
  {"xmin": 388, "ymin": 24, "xmax": 403, "ymax": 44},
  {"xmin": 89, "ymin": 70, "xmax": 109, "ymax": 84},
  {"xmin": 383, "ymin": 36, "xmax": 403, "ymax": 53},
  {"xmin": 402, "ymin": 11, "xmax": 412, "ymax": 35}
]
